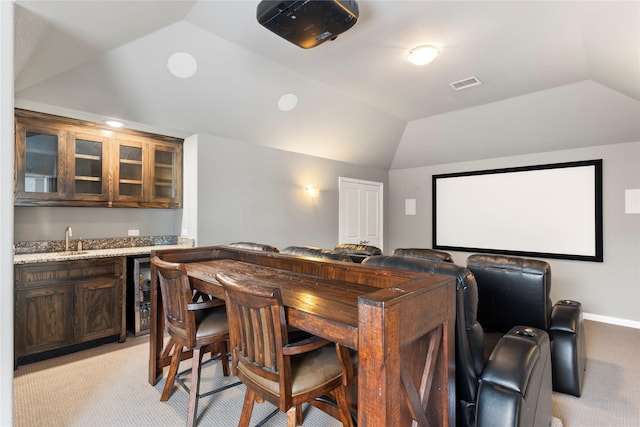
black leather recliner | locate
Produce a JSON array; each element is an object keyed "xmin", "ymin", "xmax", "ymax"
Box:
[
  {"xmin": 280, "ymin": 245, "xmax": 353, "ymax": 262},
  {"xmin": 334, "ymin": 243, "xmax": 382, "ymax": 263},
  {"xmin": 466, "ymin": 254, "xmax": 586, "ymax": 397},
  {"xmin": 362, "ymin": 255, "xmax": 553, "ymax": 427},
  {"xmin": 227, "ymin": 241, "xmax": 280, "ymax": 252},
  {"xmin": 392, "ymin": 247, "xmax": 454, "ymax": 263}
]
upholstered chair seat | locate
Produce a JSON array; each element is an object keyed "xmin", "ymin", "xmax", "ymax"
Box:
[
  {"xmin": 238, "ymin": 345, "xmax": 347, "ymax": 397},
  {"xmin": 193, "ymin": 308, "xmax": 229, "ymax": 339}
]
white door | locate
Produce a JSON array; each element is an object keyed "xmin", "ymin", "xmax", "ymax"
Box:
[{"xmin": 338, "ymin": 177, "xmax": 383, "ymax": 251}]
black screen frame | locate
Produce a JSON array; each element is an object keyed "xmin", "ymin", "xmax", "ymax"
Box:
[{"xmin": 432, "ymin": 159, "xmax": 603, "ymax": 262}]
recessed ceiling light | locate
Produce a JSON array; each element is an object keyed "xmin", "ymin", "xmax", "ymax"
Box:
[
  {"xmin": 167, "ymin": 52, "xmax": 198, "ymax": 78},
  {"xmin": 408, "ymin": 45, "xmax": 440, "ymax": 66},
  {"xmin": 105, "ymin": 120, "xmax": 124, "ymax": 128},
  {"xmin": 278, "ymin": 93, "xmax": 298, "ymax": 112}
]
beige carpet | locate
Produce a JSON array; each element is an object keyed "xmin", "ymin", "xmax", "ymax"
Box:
[
  {"xmin": 13, "ymin": 336, "xmax": 341, "ymax": 427},
  {"xmin": 13, "ymin": 320, "xmax": 640, "ymax": 426},
  {"xmin": 551, "ymin": 320, "xmax": 640, "ymax": 426}
]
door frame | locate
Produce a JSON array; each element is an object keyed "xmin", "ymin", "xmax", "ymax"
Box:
[{"xmin": 338, "ymin": 177, "xmax": 384, "ymax": 251}]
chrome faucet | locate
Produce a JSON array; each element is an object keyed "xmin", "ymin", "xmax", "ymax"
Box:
[{"xmin": 65, "ymin": 226, "xmax": 72, "ymax": 252}]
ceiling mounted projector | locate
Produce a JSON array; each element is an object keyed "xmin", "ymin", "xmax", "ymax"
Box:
[{"xmin": 257, "ymin": 0, "xmax": 359, "ymax": 49}]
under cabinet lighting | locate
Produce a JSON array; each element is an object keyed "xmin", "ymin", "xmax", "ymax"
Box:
[{"xmin": 105, "ymin": 120, "xmax": 124, "ymax": 128}]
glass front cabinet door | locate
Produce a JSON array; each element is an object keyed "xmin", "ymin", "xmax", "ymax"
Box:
[
  {"xmin": 151, "ymin": 142, "xmax": 182, "ymax": 208},
  {"xmin": 68, "ymin": 131, "xmax": 111, "ymax": 202},
  {"xmin": 113, "ymin": 137, "xmax": 147, "ymax": 206},
  {"xmin": 15, "ymin": 120, "xmax": 67, "ymax": 203}
]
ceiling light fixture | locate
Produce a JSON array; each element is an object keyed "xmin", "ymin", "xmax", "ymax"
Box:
[{"xmin": 408, "ymin": 45, "xmax": 439, "ymax": 66}]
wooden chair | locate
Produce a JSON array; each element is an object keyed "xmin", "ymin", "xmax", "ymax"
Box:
[
  {"xmin": 216, "ymin": 272, "xmax": 355, "ymax": 427},
  {"xmin": 152, "ymin": 256, "xmax": 237, "ymax": 427}
]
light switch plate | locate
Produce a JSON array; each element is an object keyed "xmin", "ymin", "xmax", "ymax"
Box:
[{"xmin": 128, "ymin": 229, "xmax": 140, "ymax": 236}]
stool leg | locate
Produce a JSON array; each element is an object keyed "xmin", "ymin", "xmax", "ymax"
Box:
[
  {"xmin": 186, "ymin": 347, "xmax": 204, "ymax": 427},
  {"xmin": 161, "ymin": 342, "xmax": 181, "ymax": 402}
]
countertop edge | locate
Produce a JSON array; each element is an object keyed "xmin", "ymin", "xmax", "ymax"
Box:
[{"xmin": 13, "ymin": 244, "xmax": 193, "ymax": 265}]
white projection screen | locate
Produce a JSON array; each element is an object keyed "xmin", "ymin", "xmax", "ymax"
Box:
[{"xmin": 433, "ymin": 160, "xmax": 603, "ymax": 262}]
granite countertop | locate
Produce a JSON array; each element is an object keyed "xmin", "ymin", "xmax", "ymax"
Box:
[{"xmin": 14, "ymin": 243, "xmax": 194, "ymax": 265}]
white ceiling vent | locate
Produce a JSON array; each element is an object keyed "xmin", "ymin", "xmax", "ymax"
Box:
[{"xmin": 449, "ymin": 76, "xmax": 482, "ymax": 91}]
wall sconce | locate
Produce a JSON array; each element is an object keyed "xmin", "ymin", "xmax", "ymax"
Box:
[{"xmin": 306, "ymin": 186, "xmax": 318, "ymax": 197}]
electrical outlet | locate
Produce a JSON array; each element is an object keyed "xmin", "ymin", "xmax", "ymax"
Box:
[{"xmin": 128, "ymin": 229, "xmax": 140, "ymax": 236}]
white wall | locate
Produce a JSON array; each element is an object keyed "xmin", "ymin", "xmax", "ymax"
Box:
[
  {"xmin": 193, "ymin": 133, "xmax": 389, "ymax": 251},
  {"xmin": 389, "ymin": 141, "xmax": 640, "ymax": 325},
  {"xmin": 1, "ymin": 2, "xmax": 14, "ymax": 424},
  {"xmin": 181, "ymin": 134, "xmax": 199, "ymax": 244}
]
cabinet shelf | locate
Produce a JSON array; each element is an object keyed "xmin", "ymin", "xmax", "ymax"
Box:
[
  {"xmin": 26, "ymin": 148, "xmax": 57, "ymax": 156},
  {"xmin": 119, "ymin": 179, "xmax": 143, "ymax": 185},
  {"xmin": 120, "ymin": 159, "xmax": 143, "ymax": 165},
  {"xmin": 75, "ymin": 176, "xmax": 101, "ymax": 182},
  {"xmin": 75, "ymin": 154, "xmax": 101, "ymax": 161}
]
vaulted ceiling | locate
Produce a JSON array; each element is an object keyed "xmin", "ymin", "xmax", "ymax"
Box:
[{"xmin": 13, "ymin": 1, "xmax": 640, "ymax": 169}]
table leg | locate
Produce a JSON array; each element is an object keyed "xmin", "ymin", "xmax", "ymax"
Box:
[{"xmin": 148, "ymin": 263, "xmax": 164, "ymax": 385}]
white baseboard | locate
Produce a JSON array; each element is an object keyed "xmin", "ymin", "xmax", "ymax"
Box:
[{"xmin": 584, "ymin": 312, "xmax": 640, "ymax": 329}]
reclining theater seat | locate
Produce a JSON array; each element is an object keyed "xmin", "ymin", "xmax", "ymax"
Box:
[
  {"xmin": 227, "ymin": 242, "xmax": 279, "ymax": 252},
  {"xmin": 392, "ymin": 247, "xmax": 454, "ymax": 263},
  {"xmin": 280, "ymin": 246, "xmax": 353, "ymax": 262},
  {"xmin": 362, "ymin": 255, "xmax": 552, "ymax": 427},
  {"xmin": 333, "ymin": 243, "xmax": 382, "ymax": 263},
  {"xmin": 466, "ymin": 254, "xmax": 586, "ymax": 397}
]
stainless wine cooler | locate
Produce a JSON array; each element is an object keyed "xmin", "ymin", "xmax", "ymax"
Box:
[{"xmin": 126, "ymin": 256, "xmax": 151, "ymax": 336}]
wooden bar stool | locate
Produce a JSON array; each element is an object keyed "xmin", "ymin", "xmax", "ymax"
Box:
[{"xmin": 152, "ymin": 256, "xmax": 239, "ymax": 427}]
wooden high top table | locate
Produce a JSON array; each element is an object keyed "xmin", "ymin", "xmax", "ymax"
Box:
[{"xmin": 149, "ymin": 246, "xmax": 456, "ymax": 427}]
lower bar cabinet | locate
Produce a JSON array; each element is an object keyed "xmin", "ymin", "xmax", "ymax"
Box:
[{"xmin": 14, "ymin": 257, "xmax": 126, "ymax": 366}]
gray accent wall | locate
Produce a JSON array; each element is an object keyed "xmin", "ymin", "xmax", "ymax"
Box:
[
  {"xmin": 190, "ymin": 133, "xmax": 388, "ymax": 251},
  {"xmin": 388, "ymin": 141, "xmax": 640, "ymax": 323}
]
